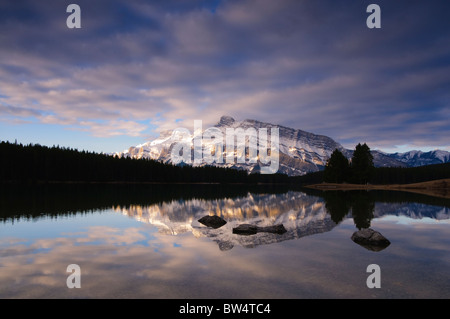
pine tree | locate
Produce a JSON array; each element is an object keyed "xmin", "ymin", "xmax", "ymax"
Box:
[
  {"xmin": 324, "ymin": 149, "xmax": 349, "ymax": 183},
  {"xmin": 350, "ymin": 143, "xmax": 374, "ymax": 184}
]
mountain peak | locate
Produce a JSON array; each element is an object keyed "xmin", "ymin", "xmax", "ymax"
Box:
[
  {"xmin": 219, "ymin": 115, "xmax": 235, "ymax": 126},
  {"xmin": 114, "ymin": 115, "xmax": 450, "ymax": 176}
]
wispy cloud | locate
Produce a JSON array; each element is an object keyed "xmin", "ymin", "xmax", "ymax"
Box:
[{"xmin": 0, "ymin": 0, "xmax": 449, "ymax": 151}]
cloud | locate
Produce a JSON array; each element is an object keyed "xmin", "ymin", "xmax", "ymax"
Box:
[
  {"xmin": 0, "ymin": 0, "xmax": 449, "ymax": 151},
  {"xmin": 1, "ymin": 206, "xmax": 450, "ymax": 298},
  {"xmin": 75, "ymin": 119, "xmax": 149, "ymax": 138}
]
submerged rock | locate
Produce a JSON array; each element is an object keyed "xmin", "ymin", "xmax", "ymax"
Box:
[
  {"xmin": 351, "ymin": 228, "xmax": 391, "ymax": 251},
  {"xmin": 233, "ymin": 224, "xmax": 258, "ymax": 235},
  {"xmin": 233, "ymin": 224, "xmax": 287, "ymax": 236},
  {"xmin": 218, "ymin": 241, "xmax": 234, "ymax": 251},
  {"xmin": 198, "ymin": 215, "xmax": 227, "ymax": 229}
]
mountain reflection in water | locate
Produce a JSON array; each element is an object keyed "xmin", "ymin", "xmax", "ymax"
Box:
[
  {"xmin": 1, "ymin": 184, "xmax": 449, "ymax": 251},
  {"xmin": 1, "ymin": 184, "xmax": 450, "ymax": 299},
  {"xmin": 110, "ymin": 188, "xmax": 449, "ymax": 250},
  {"xmin": 114, "ymin": 192, "xmax": 336, "ymax": 250}
]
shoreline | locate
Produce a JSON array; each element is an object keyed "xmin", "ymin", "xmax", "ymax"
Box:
[{"xmin": 305, "ymin": 178, "xmax": 450, "ymax": 199}]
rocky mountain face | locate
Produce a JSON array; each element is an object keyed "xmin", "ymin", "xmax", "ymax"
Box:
[
  {"xmin": 114, "ymin": 116, "xmax": 449, "ymax": 176},
  {"xmin": 387, "ymin": 150, "xmax": 450, "ymax": 167}
]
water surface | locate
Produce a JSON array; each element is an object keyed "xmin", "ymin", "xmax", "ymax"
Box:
[{"xmin": 1, "ymin": 184, "xmax": 449, "ymax": 298}]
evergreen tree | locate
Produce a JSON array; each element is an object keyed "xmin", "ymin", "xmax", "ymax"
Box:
[
  {"xmin": 350, "ymin": 143, "xmax": 374, "ymax": 184},
  {"xmin": 324, "ymin": 149, "xmax": 349, "ymax": 183}
]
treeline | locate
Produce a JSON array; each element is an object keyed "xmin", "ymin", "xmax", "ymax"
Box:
[
  {"xmin": 319, "ymin": 143, "xmax": 450, "ymax": 185},
  {"xmin": 370, "ymin": 163, "xmax": 450, "ymax": 184},
  {"xmin": 0, "ymin": 183, "xmax": 298, "ymax": 222},
  {"xmin": 1, "ymin": 141, "xmax": 448, "ymax": 185},
  {"xmin": 0, "ymin": 141, "xmax": 290, "ymax": 184},
  {"xmin": 2, "ymin": 183, "xmax": 448, "ymax": 223}
]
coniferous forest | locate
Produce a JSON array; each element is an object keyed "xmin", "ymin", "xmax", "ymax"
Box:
[
  {"xmin": 322, "ymin": 144, "xmax": 450, "ymax": 185},
  {"xmin": 0, "ymin": 141, "xmax": 449, "ymax": 185},
  {"xmin": 0, "ymin": 141, "xmax": 289, "ymax": 184}
]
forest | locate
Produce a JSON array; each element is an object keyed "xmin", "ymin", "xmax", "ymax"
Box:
[
  {"xmin": 319, "ymin": 143, "xmax": 450, "ymax": 185},
  {"xmin": 0, "ymin": 141, "xmax": 448, "ymax": 185},
  {"xmin": 0, "ymin": 141, "xmax": 288, "ymax": 184}
]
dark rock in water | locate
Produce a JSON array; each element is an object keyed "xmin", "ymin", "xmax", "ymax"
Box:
[
  {"xmin": 198, "ymin": 215, "xmax": 227, "ymax": 229},
  {"xmin": 259, "ymin": 224, "xmax": 287, "ymax": 235},
  {"xmin": 233, "ymin": 224, "xmax": 258, "ymax": 235},
  {"xmin": 233, "ymin": 224, "xmax": 287, "ymax": 236},
  {"xmin": 351, "ymin": 228, "xmax": 390, "ymax": 251}
]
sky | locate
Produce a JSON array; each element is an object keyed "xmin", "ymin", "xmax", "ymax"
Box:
[{"xmin": 0, "ymin": 0, "xmax": 449, "ymax": 154}]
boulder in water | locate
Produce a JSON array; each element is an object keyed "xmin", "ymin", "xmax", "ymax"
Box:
[
  {"xmin": 233, "ymin": 224, "xmax": 287, "ymax": 235},
  {"xmin": 198, "ymin": 215, "xmax": 227, "ymax": 229},
  {"xmin": 351, "ymin": 228, "xmax": 390, "ymax": 251}
]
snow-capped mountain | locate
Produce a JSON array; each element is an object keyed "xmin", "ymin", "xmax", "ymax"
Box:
[
  {"xmin": 387, "ymin": 150, "xmax": 450, "ymax": 167},
  {"xmin": 115, "ymin": 115, "xmax": 348, "ymax": 176},
  {"xmin": 114, "ymin": 116, "xmax": 449, "ymax": 176}
]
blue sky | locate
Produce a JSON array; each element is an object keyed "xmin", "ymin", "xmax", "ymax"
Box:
[{"xmin": 0, "ymin": 0, "xmax": 449, "ymax": 153}]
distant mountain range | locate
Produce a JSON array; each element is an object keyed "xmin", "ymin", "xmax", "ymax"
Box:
[
  {"xmin": 114, "ymin": 116, "xmax": 450, "ymax": 176},
  {"xmin": 386, "ymin": 150, "xmax": 450, "ymax": 167}
]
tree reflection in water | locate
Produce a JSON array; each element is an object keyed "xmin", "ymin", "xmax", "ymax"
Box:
[{"xmin": 322, "ymin": 190, "xmax": 375, "ymax": 229}]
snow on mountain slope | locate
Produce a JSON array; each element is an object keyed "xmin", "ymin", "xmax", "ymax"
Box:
[
  {"xmin": 114, "ymin": 115, "xmax": 448, "ymax": 176},
  {"xmin": 388, "ymin": 150, "xmax": 450, "ymax": 167},
  {"xmin": 115, "ymin": 116, "xmax": 348, "ymax": 176}
]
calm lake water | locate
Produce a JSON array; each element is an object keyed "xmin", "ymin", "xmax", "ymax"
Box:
[{"xmin": 0, "ymin": 184, "xmax": 449, "ymax": 299}]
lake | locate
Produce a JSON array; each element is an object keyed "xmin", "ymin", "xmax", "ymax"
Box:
[{"xmin": 0, "ymin": 184, "xmax": 449, "ymax": 299}]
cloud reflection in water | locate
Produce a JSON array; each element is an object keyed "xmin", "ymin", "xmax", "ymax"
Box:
[{"xmin": 0, "ymin": 190, "xmax": 449, "ymax": 298}]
